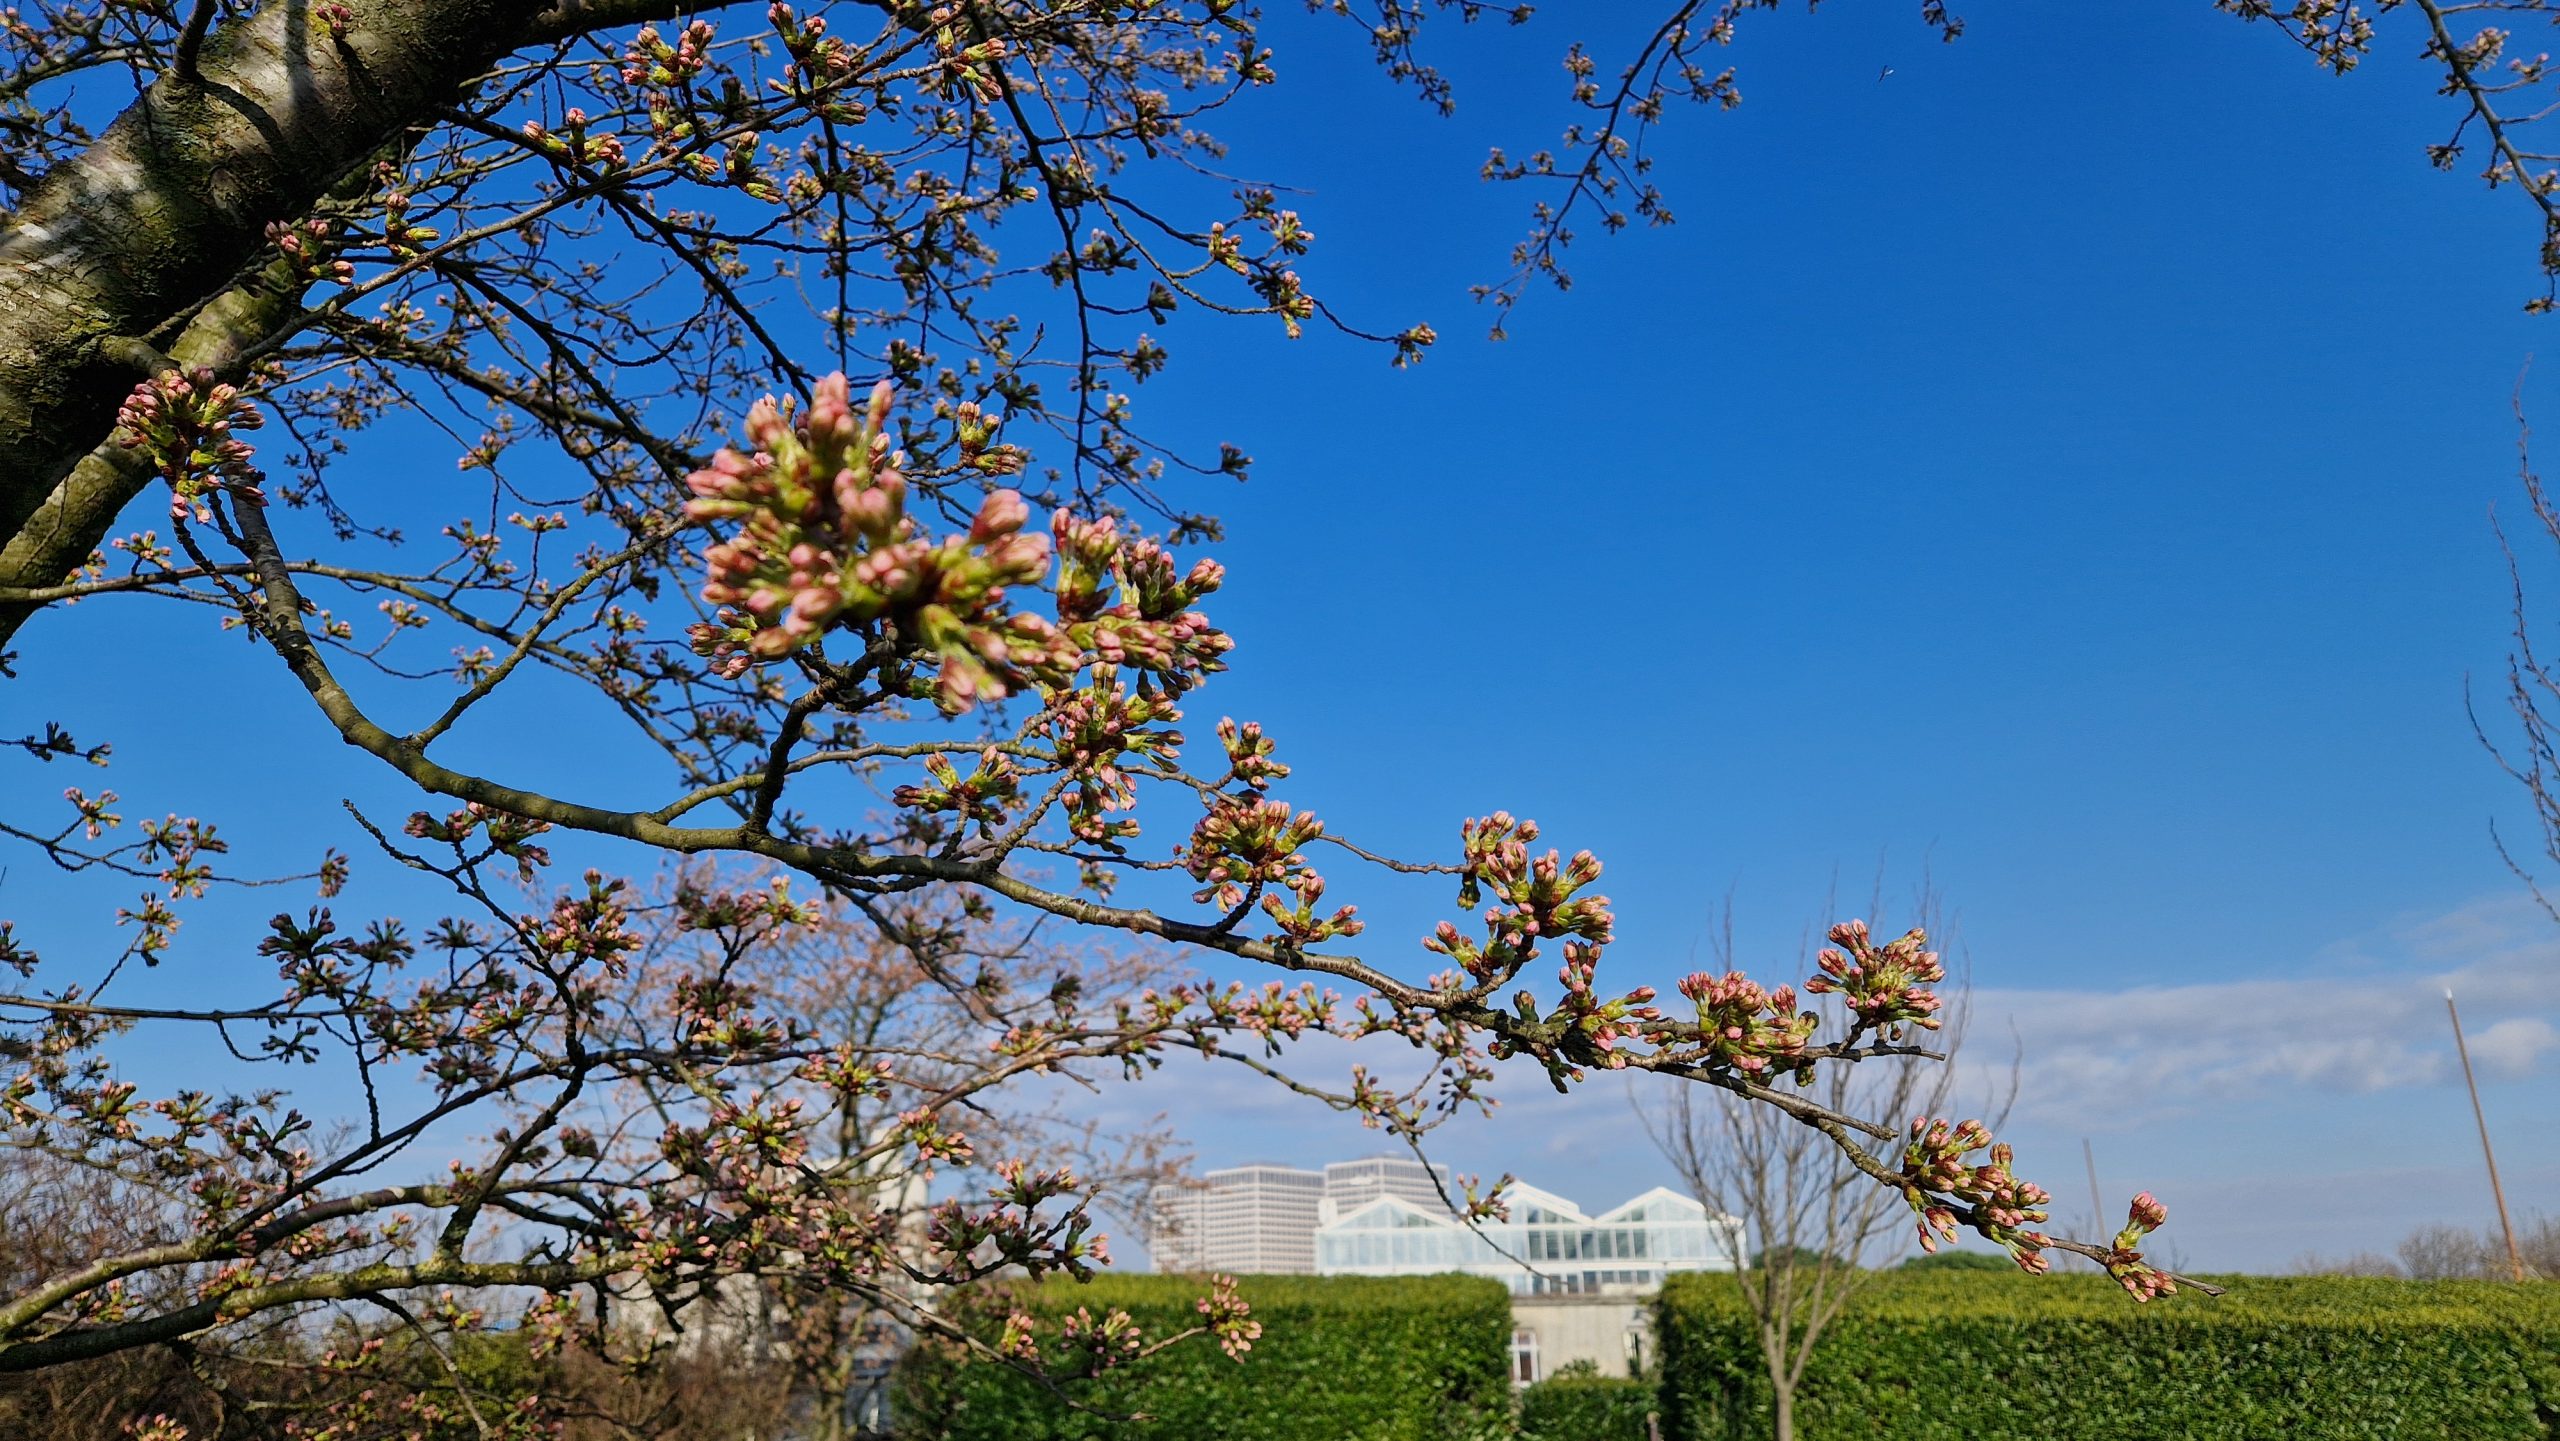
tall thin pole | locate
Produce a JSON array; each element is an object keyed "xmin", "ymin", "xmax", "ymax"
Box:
[
  {"xmin": 2446, "ymin": 991, "xmax": 2528, "ymax": 1282},
  {"xmin": 2083, "ymin": 1138, "xmax": 2106, "ymax": 1239}
]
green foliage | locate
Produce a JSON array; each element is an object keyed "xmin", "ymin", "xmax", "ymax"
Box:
[
  {"xmin": 1656, "ymin": 1271, "xmax": 2560, "ymax": 1441},
  {"xmin": 893, "ymin": 1273, "xmax": 1513, "ymax": 1441},
  {"xmin": 1518, "ymin": 1374, "xmax": 1654, "ymax": 1441},
  {"xmin": 1749, "ymin": 1245, "xmax": 1846, "ymax": 1272},
  {"xmin": 1897, "ymin": 1248, "xmax": 2015, "ymax": 1272}
]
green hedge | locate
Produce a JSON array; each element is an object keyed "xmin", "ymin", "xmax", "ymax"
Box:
[
  {"xmin": 1656, "ymin": 1271, "xmax": 2560, "ymax": 1441},
  {"xmin": 893, "ymin": 1273, "xmax": 1513, "ymax": 1441},
  {"xmin": 1518, "ymin": 1374, "xmax": 1655, "ymax": 1441}
]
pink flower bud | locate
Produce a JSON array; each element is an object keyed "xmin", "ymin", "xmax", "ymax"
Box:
[{"xmin": 971, "ymin": 488, "xmax": 1029, "ymax": 542}]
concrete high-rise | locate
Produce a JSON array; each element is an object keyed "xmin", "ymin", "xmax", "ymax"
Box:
[
  {"xmin": 1146, "ymin": 1163, "xmax": 1327, "ymax": 1273},
  {"xmin": 1318, "ymin": 1155, "xmax": 1453, "ymax": 1223}
]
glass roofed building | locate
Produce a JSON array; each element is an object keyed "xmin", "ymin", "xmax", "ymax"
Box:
[{"xmin": 1312, "ymin": 1183, "xmax": 1742, "ymax": 1296}]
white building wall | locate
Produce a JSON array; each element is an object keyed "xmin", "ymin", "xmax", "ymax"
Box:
[
  {"xmin": 1318, "ymin": 1155, "xmax": 1452, "ymax": 1223},
  {"xmin": 1146, "ymin": 1178, "xmax": 1214, "ymax": 1273},
  {"xmin": 1148, "ymin": 1163, "xmax": 1326, "ymax": 1274},
  {"xmin": 1509, "ymin": 1293, "xmax": 1655, "ymax": 1382}
]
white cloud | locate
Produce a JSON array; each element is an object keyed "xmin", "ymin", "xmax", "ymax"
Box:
[
  {"xmin": 1974, "ymin": 891, "xmax": 2560, "ymax": 1125},
  {"xmin": 2466, "ymin": 1016, "xmax": 2560, "ymax": 1078},
  {"xmin": 1042, "ymin": 891, "xmax": 2560, "ymax": 1271}
]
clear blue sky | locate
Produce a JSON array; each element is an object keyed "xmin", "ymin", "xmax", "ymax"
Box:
[{"xmin": 7, "ymin": 1, "xmax": 2556, "ymax": 1272}]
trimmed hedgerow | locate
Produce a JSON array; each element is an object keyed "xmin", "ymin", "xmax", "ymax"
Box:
[
  {"xmin": 1655, "ymin": 1271, "xmax": 2560, "ymax": 1441},
  {"xmin": 1518, "ymin": 1374, "xmax": 1655, "ymax": 1441},
  {"xmin": 893, "ymin": 1272, "xmax": 1512, "ymax": 1441}
]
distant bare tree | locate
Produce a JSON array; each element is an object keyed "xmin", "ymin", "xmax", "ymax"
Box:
[
  {"xmin": 2393, "ymin": 1216, "xmax": 2557, "ymax": 1281},
  {"xmin": 2285, "ymin": 1250, "xmax": 2405, "ymax": 1278},
  {"xmin": 2402, "ymin": 1222, "xmax": 2499, "ymax": 1280},
  {"xmin": 1642, "ymin": 887, "xmax": 2051, "ymax": 1441}
]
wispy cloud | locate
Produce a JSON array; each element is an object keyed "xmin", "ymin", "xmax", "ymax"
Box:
[
  {"xmin": 1977, "ymin": 891, "xmax": 2560, "ymax": 1126},
  {"xmin": 1052, "ymin": 891, "xmax": 2560, "ymax": 1270}
]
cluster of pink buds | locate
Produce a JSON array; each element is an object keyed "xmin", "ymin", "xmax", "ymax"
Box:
[
  {"xmin": 1259, "ymin": 871, "xmax": 1363, "ymax": 944},
  {"xmin": 264, "ymin": 217, "xmax": 353, "ymax": 287},
  {"xmin": 522, "ymin": 107, "xmax": 626, "ymax": 168},
  {"xmin": 684, "ymin": 606, "xmax": 758, "ymax": 679},
  {"xmin": 890, "ymin": 746, "xmax": 1023, "ymax": 832},
  {"xmin": 1673, "ymin": 970, "xmax": 1820, "ymax": 1080},
  {"xmin": 1454, "ymin": 814, "xmax": 1614, "ymax": 945},
  {"xmin": 766, "ymin": 4, "xmax": 865, "ymax": 122},
  {"xmin": 115, "ymin": 367, "xmax": 264, "ymax": 522},
  {"xmin": 1197, "ymin": 1274, "xmax": 1261, "ymax": 1359},
  {"xmin": 2104, "ymin": 1191, "xmax": 2178, "ymax": 1301},
  {"xmin": 1453, "ymin": 813, "xmax": 1533, "ymax": 907},
  {"xmin": 1041, "ymin": 677, "xmax": 1182, "ymax": 841},
  {"xmin": 927, "ymin": 5, "xmax": 1011, "ymax": 102},
  {"xmin": 1182, "ymin": 796, "xmax": 1327, "ymax": 909},
  {"xmin": 63, "ymin": 785, "xmax": 119, "ymax": 839},
  {"xmin": 1222, "ymin": 979, "xmax": 1339, "ymax": 1043},
  {"xmin": 1803, "ymin": 919, "xmax": 1945, "ymax": 1035},
  {"xmin": 1551, "ymin": 943, "xmax": 1660, "ymax": 1065},
  {"xmin": 794, "ymin": 1045, "xmax": 895, "ymax": 1098},
  {"xmin": 1901, "ymin": 1116, "xmax": 2054, "ymax": 1271},
  {"xmin": 684, "ymin": 375, "xmax": 1076, "ymax": 709},
  {"xmin": 672, "ymin": 874, "xmax": 817, "ymax": 932},
  {"xmin": 1057, "ymin": 1305, "xmax": 1145, "ymax": 1375},
  {"xmin": 1051, "ymin": 512, "xmax": 1232, "ymax": 695},
  {"xmin": 998, "ymin": 1309, "xmax": 1043, "ymax": 1361},
  {"xmin": 702, "ymin": 1095, "xmax": 810, "ymax": 1170},
  {"xmin": 896, "ymin": 1105, "xmax": 972, "ymax": 1164},
  {"xmin": 403, "ymin": 801, "xmax": 553, "ymax": 881},
  {"xmin": 672, "ymin": 973, "xmax": 792, "ymax": 1054},
  {"xmin": 621, "ymin": 18, "xmax": 715, "ymax": 88},
  {"xmin": 948, "ymin": 400, "xmax": 1029, "ymax": 475},
  {"xmin": 1217, "ymin": 717, "xmax": 1289, "ymax": 789},
  {"xmin": 531, "ymin": 871, "xmax": 639, "ymax": 973}
]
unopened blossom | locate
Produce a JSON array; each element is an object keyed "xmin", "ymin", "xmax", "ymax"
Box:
[
  {"xmin": 116, "ymin": 367, "xmax": 264, "ymax": 522},
  {"xmin": 1674, "ymin": 970, "xmax": 1819, "ymax": 1078},
  {"xmin": 1050, "ymin": 511, "xmax": 1232, "ymax": 694},
  {"xmin": 684, "ymin": 375, "xmax": 1076, "ymax": 709},
  {"xmin": 1198, "ymin": 1274, "xmax": 1261, "ymax": 1360},
  {"xmin": 1803, "ymin": 919, "xmax": 1946, "ymax": 1034},
  {"xmin": 1260, "ymin": 870, "xmax": 1364, "ymax": 944},
  {"xmin": 891, "ymin": 746, "xmax": 1023, "ymax": 832},
  {"xmin": 1043, "ymin": 675, "xmax": 1182, "ymax": 840},
  {"xmin": 1182, "ymin": 795, "xmax": 1325, "ymax": 908},
  {"xmin": 2103, "ymin": 1190, "xmax": 2180, "ymax": 1301},
  {"xmin": 1218, "ymin": 716, "xmax": 1289, "ymax": 789},
  {"xmin": 1900, "ymin": 1116, "xmax": 2056, "ymax": 1271}
]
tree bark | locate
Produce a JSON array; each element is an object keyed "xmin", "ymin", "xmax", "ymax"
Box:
[
  {"xmin": 0, "ymin": 269, "xmax": 299, "ymax": 645},
  {"xmin": 0, "ymin": 0, "xmax": 643, "ymax": 648}
]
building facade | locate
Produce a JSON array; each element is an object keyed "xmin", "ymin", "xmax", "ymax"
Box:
[
  {"xmin": 1508, "ymin": 1293, "xmax": 1655, "ymax": 1384},
  {"xmin": 1312, "ymin": 1183, "xmax": 1741, "ymax": 1297},
  {"xmin": 1317, "ymin": 1155, "xmax": 1452, "ymax": 1223},
  {"xmin": 1147, "ymin": 1178, "xmax": 1215, "ymax": 1273},
  {"xmin": 1149, "ymin": 1160, "xmax": 1743, "ymax": 1299},
  {"xmin": 1146, "ymin": 1163, "xmax": 1328, "ymax": 1273}
]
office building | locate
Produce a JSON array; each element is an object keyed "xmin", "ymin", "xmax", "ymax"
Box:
[
  {"xmin": 1318, "ymin": 1155, "xmax": 1453, "ymax": 1223},
  {"xmin": 1146, "ymin": 1163, "xmax": 1327, "ymax": 1273}
]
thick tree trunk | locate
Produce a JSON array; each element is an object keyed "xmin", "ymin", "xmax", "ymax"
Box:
[
  {"xmin": 0, "ymin": 0, "xmax": 571, "ymax": 646},
  {"xmin": 0, "ymin": 273, "xmax": 300, "ymax": 645}
]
